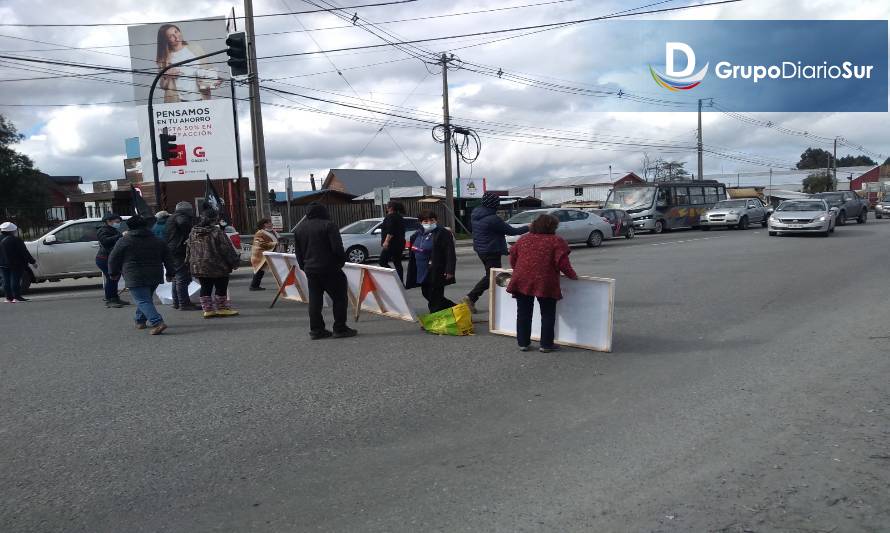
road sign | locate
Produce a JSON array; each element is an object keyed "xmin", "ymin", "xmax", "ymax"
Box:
[
  {"xmin": 271, "ymin": 213, "xmax": 284, "ymax": 231},
  {"xmin": 373, "ymin": 187, "xmax": 391, "ymax": 206}
]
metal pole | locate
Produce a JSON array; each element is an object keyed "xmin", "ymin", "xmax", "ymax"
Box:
[
  {"xmin": 230, "ymin": 8, "xmax": 243, "ymax": 184},
  {"xmin": 440, "ymin": 53, "xmax": 456, "ymax": 231},
  {"xmin": 147, "ymin": 49, "xmax": 227, "ymax": 211},
  {"xmin": 454, "ymin": 143, "xmax": 462, "ymax": 232},
  {"xmin": 768, "ymin": 168, "xmax": 772, "ymax": 206},
  {"xmin": 697, "ymin": 98, "xmax": 703, "ymax": 182},
  {"xmin": 833, "ymin": 137, "xmax": 838, "ymax": 191},
  {"xmin": 286, "ymin": 168, "xmax": 293, "ymax": 232},
  {"xmin": 245, "ymin": 0, "xmax": 269, "ymax": 219}
]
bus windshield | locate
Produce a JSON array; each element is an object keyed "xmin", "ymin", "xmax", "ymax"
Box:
[{"xmin": 606, "ymin": 188, "xmax": 655, "ymax": 210}]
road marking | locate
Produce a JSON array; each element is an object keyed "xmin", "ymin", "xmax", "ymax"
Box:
[{"xmin": 649, "ymin": 236, "xmax": 725, "ymax": 246}]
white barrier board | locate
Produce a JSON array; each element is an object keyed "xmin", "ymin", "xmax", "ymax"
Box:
[
  {"xmin": 488, "ymin": 268, "xmax": 614, "ymax": 352},
  {"xmin": 342, "ymin": 263, "xmax": 416, "ymax": 322},
  {"xmin": 263, "ymin": 252, "xmax": 312, "ymax": 304},
  {"xmin": 155, "ymin": 281, "xmax": 201, "ymax": 305}
]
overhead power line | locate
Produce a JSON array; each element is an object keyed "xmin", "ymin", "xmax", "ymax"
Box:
[{"xmin": 0, "ymin": 0, "xmax": 418, "ymax": 27}]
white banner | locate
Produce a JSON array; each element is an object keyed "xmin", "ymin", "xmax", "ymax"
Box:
[{"xmin": 137, "ymin": 99, "xmax": 237, "ymax": 182}]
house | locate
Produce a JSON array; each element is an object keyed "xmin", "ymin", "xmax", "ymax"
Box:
[
  {"xmin": 534, "ymin": 172, "xmax": 645, "ymax": 206},
  {"xmin": 45, "ymin": 175, "xmax": 84, "ymax": 221},
  {"xmin": 272, "ymin": 190, "xmax": 355, "ymax": 206},
  {"xmin": 350, "ymin": 186, "xmax": 444, "ymax": 202},
  {"xmin": 322, "ymin": 169, "xmax": 427, "ymax": 197}
]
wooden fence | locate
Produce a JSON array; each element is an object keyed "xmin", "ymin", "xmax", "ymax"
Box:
[{"xmin": 245, "ymin": 199, "xmax": 448, "ymax": 233}]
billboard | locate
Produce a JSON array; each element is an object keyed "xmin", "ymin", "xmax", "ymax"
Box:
[
  {"xmin": 128, "ymin": 17, "xmax": 238, "ymax": 182},
  {"xmin": 459, "ymin": 177, "xmax": 486, "ymax": 198}
]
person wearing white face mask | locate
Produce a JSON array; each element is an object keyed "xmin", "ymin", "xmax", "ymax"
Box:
[
  {"xmin": 406, "ymin": 210, "xmax": 457, "ymax": 313},
  {"xmin": 96, "ymin": 213, "xmax": 129, "ymax": 308}
]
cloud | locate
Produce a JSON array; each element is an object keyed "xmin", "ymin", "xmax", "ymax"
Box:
[{"xmin": 1, "ymin": 0, "xmax": 887, "ymax": 190}]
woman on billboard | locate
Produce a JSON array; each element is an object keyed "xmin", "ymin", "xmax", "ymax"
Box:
[{"xmin": 156, "ymin": 23, "xmax": 222, "ymax": 102}]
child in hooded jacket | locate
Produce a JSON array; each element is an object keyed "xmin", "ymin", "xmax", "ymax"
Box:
[{"xmin": 187, "ymin": 208, "xmax": 241, "ymax": 318}]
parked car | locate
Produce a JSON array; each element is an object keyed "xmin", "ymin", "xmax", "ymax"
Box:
[
  {"xmin": 812, "ymin": 191, "xmax": 867, "ymax": 225},
  {"xmin": 768, "ymin": 199, "xmax": 836, "ymax": 237},
  {"xmin": 700, "ymin": 198, "xmax": 770, "ymax": 230},
  {"xmin": 874, "ymin": 197, "xmax": 890, "ymax": 219},
  {"xmin": 591, "ymin": 209, "xmax": 635, "ymax": 239},
  {"xmin": 339, "ymin": 217, "xmax": 421, "ymax": 263},
  {"xmin": 505, "ymin": 208, "xmax": 614, "ymax": 247}
]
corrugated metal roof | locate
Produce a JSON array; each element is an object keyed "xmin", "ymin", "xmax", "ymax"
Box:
[
  {"xmin": 327, "ymin": 169, "xmax": 427, "ymax": 195},
  {"xmin": 352, "ymin": 186, "xmax": 445, "ymax": 201}
]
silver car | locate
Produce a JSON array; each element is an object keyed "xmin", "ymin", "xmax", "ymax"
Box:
[
  {"xmin": 505, "ymin": 208, "xmax": 614, "ymax": 247},
  {"xmin": 700, "ymin": 198, "xmax": 770, "ymax": 230},
  {"xmin": 340, "ymin": 217, "xmax": 421, "ymax": 263},
  {"xmin": 874, "ymin": 198, "xmax": 890, "ymax": 219},
  {"xmin": 768, "ymin": 199, "xmax": 836, "ymax": 237}
]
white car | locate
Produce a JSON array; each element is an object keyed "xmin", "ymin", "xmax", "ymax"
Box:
[
  {"xmin": 768, "ymin": 199, "xmax": 837, "ymax": 237},
  {"xmin": 505, "ymin": 208, "xmax": 614, "ymax": 247},
  {"xmin": 340, "ymin": 217, "xmax": 422, "ymax": 263}
]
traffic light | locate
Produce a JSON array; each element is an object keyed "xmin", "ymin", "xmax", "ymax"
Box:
[
  {"xmin": 226, "ymin": 32, "xmax": 248, "ymax": 77},
  {"xmin": 159, "ymin": 131, "xmax": 178, "ymax": 163}
]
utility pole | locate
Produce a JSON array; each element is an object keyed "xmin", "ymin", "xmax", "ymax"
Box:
[
  {"xmin": 697, "ymin": 98, "xmax": 704, "ymax": 182},
  {"xmin": 833, "ymin": 137, "xmax": 838, "ymax": 191},
  {"xmin": 768, "ymin": 167, "xmax": 772, "ymax": 207},
  {"xmin": 439, "ymin": 53, "xmax": 456, "ymax": 231},
  {"xmin": 285, "ymin": 166, "xmax": 293, "ymax": 231},
  {"xmin": 245, "ymin": 0, "xmax": 269, "ymax": 219}
]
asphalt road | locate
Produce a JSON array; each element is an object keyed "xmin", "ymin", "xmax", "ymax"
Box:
[{"xmin": 2, "ymin": 222, "xmax": 889, "ymax": 532}]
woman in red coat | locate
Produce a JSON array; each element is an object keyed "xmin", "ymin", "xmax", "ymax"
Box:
[{"xmin": 506, "ymin": 213, "xmax": 578, "ymax": 352}]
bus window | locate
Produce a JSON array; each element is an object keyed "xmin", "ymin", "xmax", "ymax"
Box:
[
  {"xmin": 674, "ymin": 187, "xmax": 689, "ymax": 205},
  {"xmin": 689, "ymin": 186, "xmax": 704, "ymax": 205},
  {"xmin": 718, "ymin": 185, "xmax": 726, "ymax": 199},
  {"xmin": 656, "ymin": 188, "xmax": 670, "ymax": 207},
  {"xmin": 704, "ymin": 186, "xmax": 719, "ymax": 204}
]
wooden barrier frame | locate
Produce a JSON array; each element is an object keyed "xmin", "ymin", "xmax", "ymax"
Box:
[
  {"xmin": 342, "ymin": 263, "xmax": 417, "ymax": 323},
  {"xmin": 487, "ymin": 268, "xmax": 615, "ymax": 352},
  {"xmin": 263, "ymin": 252, "xmax": 309, "ymax": 308}
]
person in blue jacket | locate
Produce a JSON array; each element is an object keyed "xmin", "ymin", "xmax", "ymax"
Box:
[{"xmin": 461, "ymin": 192, "xmax": 528, "ymax": 314}]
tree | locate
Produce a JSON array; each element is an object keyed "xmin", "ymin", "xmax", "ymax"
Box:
[
  {"xmin": 796, "ymin": 147, "xmax": 833, "ymax": 170},
  {"xmin": 836, "ymin": 154, "xmax": 876, "ymax": 167},
  {"xmin": 884, "ymin": 157, "xmax": 890, "ymax": 166},
  {"xmin": 649, "ymin": 158, "xmax": 689, "ymax": 181},
  {"xmin": 802, "ymin": 172, "xmax": 832, "ymax": 193},
  {"xmin": 0, "ymin": 114, "xmax": 49, "ymax": 208}
]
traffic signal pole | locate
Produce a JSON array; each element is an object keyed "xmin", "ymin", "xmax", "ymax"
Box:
[{"xmin": 147, "ymin": 49, "xmax": 226, "ymax": 210}]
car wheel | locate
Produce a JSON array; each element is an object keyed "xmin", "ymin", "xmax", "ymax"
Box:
[
  {"xmin": 858, "ymin": 210, "xmax": 867, "ymax": 224},
  {"xmin": 346, "ymin": 246, "xmax": 368, "ymax": 263},
  {"xmin": 836, "ymin": 211, "xmax": 846, "ymax": 226},
  {"xmin": 737, "ymin": 216, "xmax": 749, "ymax": 230},
  {"xmin": 653, "ymin": 220, "xmax": 664, "ymax": 234},
  {"xmin": 768, "ymin": 231, "xmax": 777, "ymax": 236},
  {"xmin": 625, "ymin": 227, "xmax": 635, "ymax": 239},
  {"xmin": 586, "ymin": 230, "xmax": 603, "ymax": 248}
]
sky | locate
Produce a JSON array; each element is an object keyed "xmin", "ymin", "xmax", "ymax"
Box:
[{"xmin": 1, "ymin": 0, "xmax": 888, "ymax": 192}]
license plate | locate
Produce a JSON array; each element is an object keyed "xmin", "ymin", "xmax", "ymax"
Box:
[{"xmin": 787, "ymin": 224, "xmax": 803, "ymax": 228}]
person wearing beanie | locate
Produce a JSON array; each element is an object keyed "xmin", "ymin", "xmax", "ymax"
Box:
[
  {"xmin": 461, "ymin": 191, "xmax": 529, "ymax": 313},
  {"xmin": 151, "ymin": 210, "xmax": 170, "ymax": 239},
  {"xmin": 0, "ymin": 222, "xmax": 37, "ymax": 303},
  {"xmin": 293, "ymin": 202, "xmax": 356, "ymax": 340},
  {"xmin": 108, "ymin": 215, "xmax": 174, "ymax": 335},
  {"xmin": 186, "ymin": 208, "xmax": 241, "ymax": 318},
  {"xmin": 96, "ymin": 213, "xmax": 129, "ymax": 308},
  {"xmin": 164, "ymin": 201, "xmax": 199, "ymax": 310}
]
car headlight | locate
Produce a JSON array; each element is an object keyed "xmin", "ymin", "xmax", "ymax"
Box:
[{"xmin": 818, "ymin": 215, "xmax": 827, "ymax": 221}]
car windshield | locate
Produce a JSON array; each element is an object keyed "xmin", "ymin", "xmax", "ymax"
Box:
[
  {"xmin": 605, "ymin": 188, "xmax": 655, "ymax": 210},
  {"xmin": 340, "ymin": 220, "xmax": 379, "ymax": 234},
  {"xmin": 815, "ymin": 193, "xmax": 844, "ymax": 201},
  {"xmin": 507, "ymin": 211, "xmax": 549, "ymax": 224},
  {"xmin": 714, "ymin": 200, "xmax": 747, "ymax": 208},
  {"xmin": 777, "ymin": 201, "xmax": 825, "ymax": 212}
]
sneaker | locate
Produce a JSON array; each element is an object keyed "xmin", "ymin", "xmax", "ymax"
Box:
[
  {"xmin": 109, "ymin": 298, "xmax": 130, "ymax": 306},
  {"xmin": 215, "ymin": 308, "xmax": 240, "ymax": 317},
  {"xmin": 249, "ymin": 286, "xmax": 266, "ymax": 291},
  {"xmin": 16, "ymin": 296, "xmax": 30, "ymax": 302},
  {"xmin": 332, "ymin": 327, "xmax": 358, "ymax": 339},
  {"xmin": 135, "ymin": 322, "xmax": 147, "ymax": 330},
  {"xmin": 7, "ymin": 299, "xmax": 17, "ymax": 303},
  {"xmin": 106, "ymin": 301, "xmax": 124, "ymax": 308},
  {"xmin": 460, "ymin": 296, "xmax": 477, "ymax": 315},
  {"xmin": 310, "ymin": 329, "xmax": 333, "ymax": 340},
  {"xmin": 150, "ymin": 322, "xmax": 168, "ymax": 335},
  {"xmin": 202, "ymin": 310, "xmax": 219, "ymax": 319},
  {"xmin": 518, "ymin": 345, "xmax": 531, "ymax": 352},
  {"xmin": 539, "ymin": 345, "xmax": 560, "ymax": 353}
]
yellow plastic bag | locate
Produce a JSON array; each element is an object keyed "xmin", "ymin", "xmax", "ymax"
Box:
[{"xmin": 419, "ymin": 302, "xmax": 474, "ymax": 336}]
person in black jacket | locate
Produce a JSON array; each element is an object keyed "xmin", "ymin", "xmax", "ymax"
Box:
[
  {"xmin": 108, "ymin": 215, "xmax": 174, "ymax": 335},
  {"xmin": 0, "ymin": 222, "xmax": 37, "ymax": 303},
  {"xmin": 164, "ymin": 201, "xmax": 199, "ymax": 311},
  {"xmin": 293, "ymin": 203, "xmax": 357, "ymax": 340},
  {"xmin": 95, "ymin": 213, "xmax": 129, "ymax": 308},
  {"xmin": 378, "ymin": 201, "xmax": 406, "ymax": 282},
  {"xmin": 461, "ymin": 192, "xmax": 528, "ymax": 314},
  {"xmin": 406, "ymin": 210, "xmax": 457, "ymax": 313}
]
